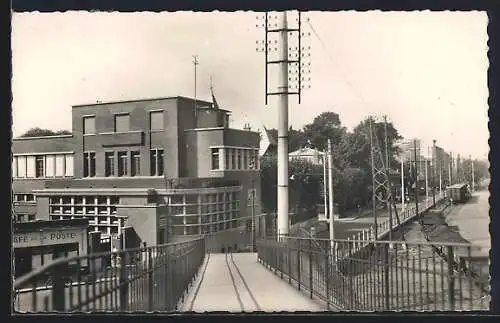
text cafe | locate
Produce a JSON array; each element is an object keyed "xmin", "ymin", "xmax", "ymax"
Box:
[{"xmin": 13, "ymin": 219, "xmax": 89, "ymax": 277}]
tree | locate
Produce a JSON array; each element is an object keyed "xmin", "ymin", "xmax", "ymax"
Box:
[
  {"xmin": 303, "ymin": 111, "xmax": 347, "ymax": 151},
  {"xmin": 20, "ymin": 127, "xmax": 71, "ymax": 137},
  {"xmin": 259, "ymin": 155, "xmax": 323, "ymax": 220},
  {"xmin": 265, "ymin": 127, "xmax": 308, "ymax": 152}
]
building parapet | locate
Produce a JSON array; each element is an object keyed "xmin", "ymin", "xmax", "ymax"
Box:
[{"xmin": 13, "ymin": 134, "xmax": 73, "ymax": 141}]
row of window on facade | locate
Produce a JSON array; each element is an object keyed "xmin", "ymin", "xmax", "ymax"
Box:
[
  {"xmin": 12, "ymin": 154, "xmax": 74, "ymax": 179},
  {"xmin": 13, "ymin": 194, "xmax": 36, "ymax": 203},
  {"xmin": 14, "ymin": 214, "xmax": 36, "ymax": 222},
  {"xmin": 211, "ymin": 148, "xmax": 260, "ymax": 171},
  {"xmin": 83, "ymin": 110, "xmax": 164, "ymax": 135},
  {"xmin": 83, "ymin": 149, "xmax": 164, "ymax": 177}
]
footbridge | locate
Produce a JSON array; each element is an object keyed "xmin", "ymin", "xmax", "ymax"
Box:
[{"xmin": 13, "ymin": 194, "xmax": 489, "ymax": 313}]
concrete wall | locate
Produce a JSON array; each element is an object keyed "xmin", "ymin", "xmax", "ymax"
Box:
[
  {"xmin": 118, "ymin": 205, "xmax": 157, "ymax": 247},
  {"xmin": 12, "ymin": 135, "xmax": 75, "ymax": 154},
  {"xmin": 35, "ymin": 196, "xmax": 50, "ymax": 221}
]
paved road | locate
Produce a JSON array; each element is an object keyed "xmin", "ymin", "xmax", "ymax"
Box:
[
  {"xmin": 445, "ymin": 190, "xmax": 490, "ymax": 254},
  {"xmin": 182, "ymin": 253, "xmax": 324, "ymax": 312}
]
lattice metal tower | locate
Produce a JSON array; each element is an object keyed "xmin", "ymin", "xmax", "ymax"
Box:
[{"xmin": 368, "ymin": 117, "xmax": 404, "ymax": 241}]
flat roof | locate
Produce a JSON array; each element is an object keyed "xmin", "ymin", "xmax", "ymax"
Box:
[{"xmin": 72, "ymin": 96, "xmax": 213, "ymax": 108}]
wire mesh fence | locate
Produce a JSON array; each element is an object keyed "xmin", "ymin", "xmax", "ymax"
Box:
[
  {"xmin": 257, "ymin": 236, "xmax": 489, "ymax": 311},
  {"xmin": 13, "ymin": 238, "xmax": 206, "ymax": 313}
]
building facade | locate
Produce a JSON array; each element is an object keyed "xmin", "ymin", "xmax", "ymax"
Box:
[{"xmin": 12, "ymin": 96, "xmax": 261, "ymax": 252}]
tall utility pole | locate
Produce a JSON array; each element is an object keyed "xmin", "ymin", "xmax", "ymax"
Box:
[
  {"xmin": 383, "ymin": 116, "xmax": 392, "ymax": 240},
  {"xmin": 323, "ymin": 151, "xmax": 328, "ymax": 218},
  {"xmin": 193, "ymin": 55, "xmax": 199, "ymax": 118},
  {"xmin": 449, "ymin": 151, "xmax": 453, "ymax": 185},
  {"xmin": 425, "ymin": 148, "xmax": 429, "ymax": 209},
  {"xmin": 414, "ymin": 140, "xmax": 419, "ymax": 218},
  {"xmin": 439, "ymin": 160, "xmax": 443, "ymax": 195},
  {"xmin": 369, "ymin": 118, "xmax": 379, "ymax": 240},
  {"xmin": 401, "ymin": 156, "xmax": 405, "ymax": 212},
  {"xmin": 471, "ymin": 157, "xmax": 475, "ymax": 192},
  {"xmin": 257, "ymin": 11, "xmax": 310, "ymax": 238},
  {"xmin": 276, "ymin": 12, "xmax": 290, "ymax": 237},
  {"xmin": 327, "ymin": 139, "xmax": 335, "ymax": 253}
]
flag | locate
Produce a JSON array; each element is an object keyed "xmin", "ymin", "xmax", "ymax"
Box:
[{"xmin": 211, "ymin": 85, "xmax": 219, "ymax": 109}]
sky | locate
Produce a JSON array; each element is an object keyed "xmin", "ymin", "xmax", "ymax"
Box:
[{"xmin": 11, "ymin": 11, "xmax": 489, "ymax": 159}]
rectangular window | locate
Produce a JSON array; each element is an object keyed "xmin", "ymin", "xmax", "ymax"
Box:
[
  {"xmin": 83, "ymin": 152, "xmax": 96, "ymax": 177},
  {"xmin": 55, "ymin": 155, "xmax": 65, "ymax": 177},
  {"xmin": 12, "ymin": 156, "xmax": 18, "ymax": 178},
  {"xmin": 35, "ymin": 156, "xmax": 44, "ymax": 178},
  {"xmin": 237, "ymin": 150, "xmax": 242, "ymax": 170},
  {"xmin": 28, "ymin": 214, "xmax": 35, "ymax": 221},
  {"xmin": 26, "ymin": 194, "xmax": 35, "ymax": 202},
  {"xmin": 231, "ymin": 149, "xmax": 236, "ymax": 170},
  {"xmin": 131, "ymin": 151, "xmax": 140, "ymax": 176},
  {"xmin": 26, "ymin": 156, "xmax": 35, "ymax": 178},
  {"xmin": 118, "ymin": 152, "xmax": 128, "ymax": 177},
  {"xmin": 243, "ymin": 150, "xmax": 248, "ymax": 170},
  {"xmin": 150, "ymin": 149, "xmax": 164, "ymax": 176},
  {"xmin": 211, "ymin": 148, "xmax": 219, "ymax": 170},
  {"xmin": 83, "ymin": 116, "xmax": 96, "ymax": 135},
  {"xmin": 114, "ymin": 114, "xmax": 130, "ymax": 132},
  {"xmin": 224, "ymin": 149, "xmax": 230, "ymax": 170},
  {"xmin": 17, "ymin": 156, "xmax": 26, "ymax": 178},
  {"xmin": 150, "ymin": 111, "xmax": 164, "ymax": 131},
  {"xmin": 17, "ymin": 214, "xmax": 25, "ymax": 222},
  {"xmin": 105, "ymin": 152, "xmax": 115, "ymax": 177},
  {"xmin": 45, "ymin": 155, "xmax": 55, "ymax": 177},
  {"xmin": 64, "ymin": 155, "xmax": 74, "ymax": 176}
]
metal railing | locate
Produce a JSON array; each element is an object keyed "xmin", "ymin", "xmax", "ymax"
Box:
[
  {"xmin": 257, "ymin": 236, "xmax": 490, "ymax": 311},
  {"xmin": 346, "ymin": 192, "xmax": 447, "ymax": 255},
  {"xmin": 13, "ymin": 238, "xmax": 206, "ymax": 313}
]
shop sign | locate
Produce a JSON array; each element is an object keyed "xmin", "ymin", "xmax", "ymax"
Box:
[{"xmin": 13, "ymin": 229, "xmax": 82, "ymax": 248}]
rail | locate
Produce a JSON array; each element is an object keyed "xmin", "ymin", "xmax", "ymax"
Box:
[
  {"xmin": 345, "ymin": 192, "xmax": 447, "ymax": 256},
  {"xmin": 257, "ymin": 236, "xmax": 489, "ymax": 311},
  {"xmin": 13, "ymin": 238, "xmax": 206, "ymax": 313}
]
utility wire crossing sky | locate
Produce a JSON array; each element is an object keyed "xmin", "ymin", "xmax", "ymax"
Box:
[{"xmin": 11, "ymin": 11, "xmax": 489, "ymax": 159}]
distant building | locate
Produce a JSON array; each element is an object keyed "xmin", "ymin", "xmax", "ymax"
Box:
[
  {"xmin": 288, "ymin": 147, "xmax": 325, "ymax": 166},
  {"xmin": 12, "ymin": 96, "xmax": 261, "ymax": 252}
]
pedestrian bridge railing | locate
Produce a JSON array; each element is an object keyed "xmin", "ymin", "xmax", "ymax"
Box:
[
  {"xmin": 257, "ymin": 236, "xmax": 490, "ymax": 311},
  {"xmin": 13, "ymin": 238, "xmax": 206, "ymax": 313},
  {"xmin": 346, "ymin": 193, "xmax": 448, "ymax": 256}
]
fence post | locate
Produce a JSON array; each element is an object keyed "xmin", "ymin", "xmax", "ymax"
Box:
[
  {"xmin": 297, "ymin": 247, "xmax": 301, "ymax": 291},
  {"xmin": 348, "ymin": 241, "xmax": 353, "ymax": 310},
  {"xmin": 51, "ymin": 262, "xmax": 67, "ymax": 312},
  {"xmin": 384, "ymin": 243, "xmax": 390, "ymax": 311},
  {"xmin": 119, "ymin": 251, "xmax": 129, "ymax": 311},
  {"xmin": 309, "ymin": 239, "xmax": 313, "ymax": 299},
  {"xmin": 447, "ymin": 246, "xmax": 455, "ymax": 310},
  {"xmin": 325, "ymin": 251, "xmax": 330, "ymax": 310},
  {"xmin": 147, "ymin": 248, "xmax": 154, "ymax": 312},
  {"xmin": 288, "ymin": 244, "xmax": 292, "ymax": 284}
]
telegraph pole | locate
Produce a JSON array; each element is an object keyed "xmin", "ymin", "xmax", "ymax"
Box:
[
  {"xmin": 383, "ymin": 116, "xmax": 392, "ymax": 240},
  {"xmin": 257, "ymin": 11, "xmax": 310, "ymax": 238},
  {"xmin": 425, "ymin": 148, "xmax": 429, "ymax": 209},
  {"xmin": 327, "ymin": 139, "xmax": 335, "ymax": 254},
  {"xmin": 401, "ymin": 156, "xmax": 405, "ymax": 212},
  {"xmin": 471, "ymin": 157, "xmax": 475, "ymax": 192},
  {"xmin": 414, "ymin": 140, "xmax": 419, "ymax": 218},
  {"xmin": 323, "ymin": 150, "xmax": 328, "ymax": 219},
  {"xmin": 369, "ymin": 118, "xmax": 378, "ymax": 240},
  {"xmin": 193, "ymin": 55, "xmax": 199, "ymax": 118}
]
